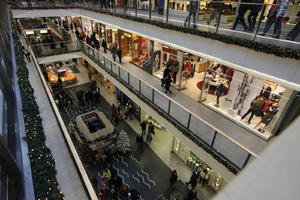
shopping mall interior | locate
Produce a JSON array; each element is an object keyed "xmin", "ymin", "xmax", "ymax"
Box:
[{"xmin": 1, "ymin": 1, "xmax": 300, "ymax": 200}]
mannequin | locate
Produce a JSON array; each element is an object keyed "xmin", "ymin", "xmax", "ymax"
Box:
[
  {"xmin": 255, "ymin": 102, "xmax": 279, "ymax": 132},
  {"xmin": 241, "ymin": 95, "xmax": 266, "ymax": 124},
  {"xmin": 260, "ymin": 85, "xmax": 272, "ymax": 98}
]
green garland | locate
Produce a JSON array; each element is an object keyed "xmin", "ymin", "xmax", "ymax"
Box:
[
  {"xmin": 10, "ymin": 16, "xmax": 65, "ymax": 200},
  {"xmin": 10, "ymin": 6, "xmax": 300, "ymax": 59}
]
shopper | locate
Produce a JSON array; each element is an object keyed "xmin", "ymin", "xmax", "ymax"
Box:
[
  {"xmin": 140, "ymin": 120, "xmax": 147, "ymax": 137},
  {"xmin": 146, "ymin": 132, "xmax": 153, "ymax": 145},
  {"xmin": 169, "ymin": 170, "xmax": 178, "ymax": 186},
  {"xmin": 24, "ymin": 48, "xmax": 31, "ymax": 62},
  {"xmin": 247, "ymin": 0, "xmax": 264, "ymax": 32},
  {"xmin": 185, "ymin": 189, "xmax": 197, "ymax": 200},
  {"xmin": 172, "ymin": 63, "xmax": 179, "ymax": 83},
  {"xmin": 286, "ymin": 11, "xmax": 300, "ymax": 41},
  {"xmin": 103, "ymin": 168, "xmax": 112, "ymax": 182},
  {"xmin": 136, "ymin": 133, "xmax": 143, "ymax": 149},
  {"xmin": 117, "ymin": 47, "xmax": 122, "ymax": 63},
  {"xmin": 111, "ymin": 104, "xmax": 118, "ymax": 123},
  {"xmin": 186, "ymin": 171, "xmax": 199, "ymax": 189},
  {"xmin": 148, "ymin": 122, "xmax": 155, "ymax": 135},
  {"xmin": 111, "ymin": 43, "xmax": 117, "ymax": 62},
  {"xmin": 164, "ymin": 74, "xmax": 173, "ymax": 94},
  {"xmin": 207, "ymin": 0, "xmax": 224, "ymax": 26},
  {"xmin": 75, "ymin": 29, "xmax": 80, "ymax": 39},
  {"xmin": 184, "ymin": 0, "xmax": 199, "ymax": 28},
  {"xmin": 102, "ymin": 39, "xmax": 108, "ymax": 53},
  {"xmin": 100, "ymin": 0, "xmax": 107, "ymax": 9},
  {"xmin": 258, "ymin": 0, "xmax": 290, "ymax": 38},
  {"xmin": 95, "ymin": 39, "xmax": 100, "ymax": 51},
  {"xmin": 199, "ymin": 168, "xmax": 210, "ymax": 187},
  {"xmin": 232, "ymin": 0, "xmax": 250, "ymax": 31},
  {"xmin": 161, "ymin": 66, "xmax": 171, "ymax": 87}
]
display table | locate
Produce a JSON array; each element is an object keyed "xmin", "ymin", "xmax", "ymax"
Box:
[{"xmin": 75, "ymin": 110, "xmax": 116, "ymax": 151}]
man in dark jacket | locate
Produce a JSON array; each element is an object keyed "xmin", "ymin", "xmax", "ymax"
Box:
[{"xmin": 102, "ymin": 39, "xmax": 108, "ymax": 53}]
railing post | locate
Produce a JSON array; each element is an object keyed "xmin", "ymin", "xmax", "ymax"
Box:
[
  {"xmin": 253, "ymin": 5, "xmax": 266, "ymax": 41},
  {"xmin": 135, "ymin": 0, "xmax": 138, "ymax": 18},
  {"xmin": 127, "ymin": 73, "xmax": 130, "ymax": 84},
  {"xmin": 187, "ymin": 113, "xmax": 191, "ymax": 129},
  {"xmin": 166, "ymin": 0, "xmax": 170, "ymax": 23},
  {"xmin": 187, "ymin": 4, "xmax": 191, "ymax": 28},
  {"xmin": 211, "ymin": 131, "xmax": 217, "ymax": 147},
  {"xmin": 215, "ymin": 3, "xmax": 224, "ymax": 33},
  {"xmin": 138, "ymin": 80, "xmax": 141, "ymax": 93},
  {"xmin": 152, "ymin": 89, "xmax": 154, "ymax": 102},
  {"xmin": 149, "ymin": 0, "xmax": 152, "ymax": 20},
  {"xmin": 167, "ymin": 99, "xmax": 171, "ymax": 114}
]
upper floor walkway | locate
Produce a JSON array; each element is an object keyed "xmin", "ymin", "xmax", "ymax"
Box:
[{"xmin": 10, "ymin": 0, "xmax": 300, "ymax": 91}]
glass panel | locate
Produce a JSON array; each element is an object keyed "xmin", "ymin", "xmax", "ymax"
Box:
[
  {"xmin": 120, "ymin": 68, "xmax": 128, "ymax": 83},
  {"xmin": 0, "ymin": 89, "xmax": 4, "ymax": 137},
  {"xmin": 129, "ymin": 74, "xmax": 139, "ymax": 91},
  {"xmin": 213, "ymin": 133, "xmax": 248, "ymax": 168},
  {"xmin": 112, "ymin": 63, "xmax": 119, "ymax": 75},
  {"xmin": 169, "ymin": 101, "xmax": 189, "ymax": 127},
  {"xmin": 153, "ymin": 91, "xmax": 169, "ymax": 113},
  {"xmin": 105, "ymin": 58, "xmax": 111, "ymax": 70},
  {"xmin": 140, "ymin": 82, "xmax": 152, "ymax": 100},
  {"xmin": 189, "ymin": 115, "xmax": 215, "ymax": 145}
]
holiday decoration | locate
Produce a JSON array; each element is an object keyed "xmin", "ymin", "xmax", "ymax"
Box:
[
  {"xmin": 10, "ymin": 13, "xmax": 65, "ymax": 199},
  {"xmin": 116, "ymin": 130, "xmax": 131, "ymax": 154}
]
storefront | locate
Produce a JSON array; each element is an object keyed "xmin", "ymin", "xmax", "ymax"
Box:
[
  {"xmin": 118, "ymin": 30, "xmax": 132, "ymax": 57},
  {"xmin": 172, "ymin": 137, "xmax": 226, "ymax": 192},
  {"xmin": 198, "ymin": 66, "xmax": 293, "ymax": 139},
  {"xmin": 89, "ymin": 65, "xmax": 115, "ymax": 95},
  {"xmin": 137, "ymin": 109, "xmax": 225, "ymax": 193},
  {"xmin": 130, "ymin": 35, "xmax": 153, "ymax": 73}
]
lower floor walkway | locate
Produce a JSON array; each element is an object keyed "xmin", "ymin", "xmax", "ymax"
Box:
[{"xmin": 21, "ymin": 38, "xmax": 89, "ymax": 199}]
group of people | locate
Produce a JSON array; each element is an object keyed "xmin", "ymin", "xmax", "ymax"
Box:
[
  {"xmin": 170, "ymin": 169, "xmax": 210, "ymax": 200},
  {"xmin": 136, "ymin": 120, "xmax": 155, "ymax": 148},
  {"xmin": 90, "ymin": 157, "xmax": 141, "ymax": 200},
  {"xmin": 184, "ymin": 0, "xmax": 299, "ymax": 40},
  {"xmin": 76, "ymin": 81, "xmax": 100, "ymax": 106},
  {"xmin": 161, "ymin": 60, "xmax": 179, "ymax": 94}
]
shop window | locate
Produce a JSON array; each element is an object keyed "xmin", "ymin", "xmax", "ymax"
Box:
[{"xmin": 197, "ymin": 64, "xmax": 292, "ymax": 139}]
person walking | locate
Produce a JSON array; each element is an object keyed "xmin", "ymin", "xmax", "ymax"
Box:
[
  {"xmin": 232, "ymin": 0, "xmax": 251, "ymax": 31},
  {"xmin": 148, "ymin": 122, "xmax": 155, "ymax": 135},
  {"xmin": 286, "ymin": 11, "xmax": 300, "ymax": 41},
  {"xmin": 111, "ymin": 104, "xmax": 118, "ymax": 123},
  {"xmin": 247, "ymin": 0, "xmax": 264, "ymax": 32},
  {"xmin": 172, "ymin": 63, "xmax": 179, "ymax": 83},
  {"xmin": 24, "ymin": 48, "xmax": 31, "ymax": 62},
  {"xmin": 117, "ymin": 47, "xmax": 122, "ymax": 63},
  {"xmin": 100, "ymin": 0, "xmax": 107, "ymax": 9},
  {"xmin": 184, "ymin": 0, "xmax": 199, "ymax": 28},
  {"xmin": 164, "ymin": 74, "xmax": 173, "ymax": 94},
  {"xmin": 102, "ymin": 39, "xmax": 108, "ymax": 53},
  {"xmin": 259, "ymin": 0, "xmax": 290, "ymax": 38},
  {"xmin": 140, "ymin": 120, "xmax": 147, "ymax": 137},
  {"xmin": 111, "ymin": 43, "xmax": 117, "ymax": 61},
  {"xmin": 169, "ymin": 170, "xmax": 178, "ymax": 186},
  {"xmin": 186, "ymin": 171, "xmax": 199, "ymax": 189},
  {"xmin": 161, "ymin": 66, "xmax": 171, "ymax": 87},
  {"xmin": 185, "ymin": 189, "xmax": 197, "ymax": 200}
]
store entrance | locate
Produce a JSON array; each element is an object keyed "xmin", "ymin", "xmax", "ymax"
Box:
[{"xmin": 180, "ymin": 54, "xmax": 210, "ymax": 101}]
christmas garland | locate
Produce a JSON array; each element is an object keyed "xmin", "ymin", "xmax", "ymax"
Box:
[
  {"xmin": 10, "ymin": 16, "xmax": 65, "ymax": 199},
  {"xmin": 10, "ymin": 6, "xmax": 300, "ymax": 60}
]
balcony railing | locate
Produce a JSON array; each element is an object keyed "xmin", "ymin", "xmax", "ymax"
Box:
[
  {"xmin": 31, "ymin": 40, "xmax": 81, "ymax": 57},
  {"xmin": 10, "ymin": 0, "xmax": 300, "ymax": 56},
  {"xmin": 31, "ymin": 40, "xmax": 257, "ymax": 174}
]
